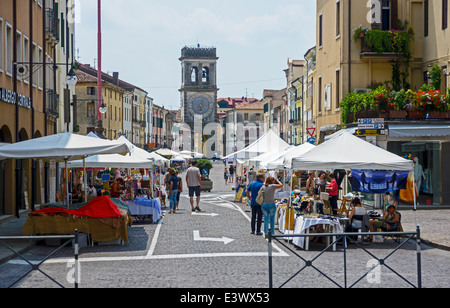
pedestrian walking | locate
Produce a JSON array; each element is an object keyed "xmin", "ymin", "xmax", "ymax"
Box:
[
  {"xmin": 176, "ymin": 170, "xmax": 183, "ymax": 210},
  {"xmin": 186, "ymin": 161, "xmax": 202, "ymax": 212},
  {"xmin": 224, "ymin": 167, "xmax": 229, "ymax": 185},
  {"xmin": 246, "ymin": 174, "xmax": 265, "ymax": 235},
  {"xmin": 259, "ymin": 176, "xmax": 283, "ymax": 238},
  {"xmin": 229, "ymin": 165, "xmax": 235, "ymax": 184},
  {"xmin": 168, "ymin": 169, "xmax": 179, "ymax": 214}
]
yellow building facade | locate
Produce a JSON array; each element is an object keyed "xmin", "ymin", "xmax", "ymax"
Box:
[{"xmin": 315, "ymin": 0, "xmax": 449, "ymax": 141}]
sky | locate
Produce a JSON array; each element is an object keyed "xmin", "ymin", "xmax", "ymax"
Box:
[{"xmin": 75, "ymin": 0, "xmax": 317, "ymax": 110}]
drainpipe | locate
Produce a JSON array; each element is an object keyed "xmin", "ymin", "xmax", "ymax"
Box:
[{"xmin": 348, "ymin": 0, "xmax": 352, "ymax": 94}]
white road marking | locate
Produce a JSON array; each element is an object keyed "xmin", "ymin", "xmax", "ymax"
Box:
[{"xmin": 193, "ymin": 230, "xmax": 235, "ymax": 245}]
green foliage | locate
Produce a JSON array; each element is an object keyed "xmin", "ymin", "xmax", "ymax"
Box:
[
  {"xmin": 428, "ymin": 65, "xmax": 442, "ymax": 90},
  {"xmin": 197, "ymin": 159, "xmax": 213, "ymax": 172}
]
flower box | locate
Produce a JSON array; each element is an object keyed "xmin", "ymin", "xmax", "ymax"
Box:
[
  {"xmin": 407, "ymin": 110, "xmax": 427, "ymax": 119},
  {"xmin": 389, "ymin": 110, "xmax": 407, "ymax": 119},
  {"xmin": 428, "ymin": 111, "xmax": 449, "ymax": 119}
]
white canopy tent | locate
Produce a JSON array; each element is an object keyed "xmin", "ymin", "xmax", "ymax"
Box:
[
  {"xmin": 0, "ymin": 132, "xmax": 131, "ymax": 207},
  {"xmin": 223, "ymin": 129, "xmax": 290, "ymax": 160},
  {"xmin": 247, "ymin": 146, "xmax": 295, "ymax": 171},
  {"xmin": 268, "ymin": 143, "xmax": 317, "ymax": 170},
  {"xmin": 291, "ymin": 132, "xmax": 414, "ymax": 171},
  {"xmin": 291, "ymin": 132, "xmax": 418, "ymax": 222},
  {"xmin": 156, "ymin": 148, "xmax": 179, "ymax": 157}
]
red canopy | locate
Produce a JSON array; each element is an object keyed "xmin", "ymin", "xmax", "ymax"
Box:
[{"xmin": 31, "ymin": 196, "xmax": 123, "ymax": 218}]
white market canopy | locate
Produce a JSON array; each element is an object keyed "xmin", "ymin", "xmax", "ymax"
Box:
[
  {"xmin": 291, "ymin": 132, "xmax": 414, "ymax": 171},
  {"xmin": 155, "ymin": 148, "xmax": 179, "ymax": 157},
  {"xmin": 0, "ymin": 132, "xmax": 131, "ymax": 162},
  {"xmin": 223, "ymin": 129, "xmax": 290, "ymax": 160},
  {"xmin": 248, "ymin": 146, "xmax": 295, "ymax": 170},
  {"xmin": 268, "ymin": 142, "xmax": 317, "ymax": 170}
]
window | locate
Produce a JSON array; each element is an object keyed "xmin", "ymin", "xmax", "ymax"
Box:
[
  {"xmin": 38, "ymin": 46, "xmax": 43, "ymax": 89},
  {"xmin": 318, "ymin": 77, "xmax": 322, "ymax": 112},
  {"xmin": 244, "ymin": 113, "xmax": 249, "ymax": 121},
  {"xmin": 0, "ymin": 18, "xmax": 3, "ymax": 73},
  {"xmin": 6, "ymin": 23, "xmax": 13, "ymax": 76},
  {"xmin": 336, "ymin": 1, "xmax": 340, "ymax": 37},
  {"xmin": 319, "ymin": 14, "xmax": 323, "ymax": 47},
  {"xmin": 23, "ymin": 36, "xmax": 29, "ymax": 84},
  {"xmin": 16, "ymin": 31, "xmax": 22, "ymax": 80},
  {"xmin": 443, "ymin": 0, "xmax": 448, "ymax": 30},
  {"xmin": 32, "ymin": 42, "xmax": 37, "ymax": 87},
  {"xmin": 87, "ymin": 87, "xmax": 95, "ymax": 95},
  {"xmin": 87, "ymin": 102, "xmax": 95, "ymax": 117},
  {"xmin": 381, "ymin": 0, "xmax": 391, "ymax": 31},
  {"xmin": 336, "ymin": 70, "xmax": 340, "ymax": 109}
]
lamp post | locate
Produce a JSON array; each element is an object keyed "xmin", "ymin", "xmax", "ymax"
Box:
[{"xmin": 95, "ymin": 0, "xmax": 104, "ymax": 137}]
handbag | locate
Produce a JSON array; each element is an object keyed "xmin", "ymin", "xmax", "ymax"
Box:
[{"xmin": 256, "ymin": 187, "xmax": 264, "ymax": 206}]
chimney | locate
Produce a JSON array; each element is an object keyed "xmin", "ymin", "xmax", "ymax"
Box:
[{"xmin": 113, "ymin": 72, "xmax": 119, "ymax": 85}]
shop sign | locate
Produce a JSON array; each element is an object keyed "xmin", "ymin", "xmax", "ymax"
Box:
[{"xmin": 0, "ymin": 87, "xmax": 32, "ymax": 109}]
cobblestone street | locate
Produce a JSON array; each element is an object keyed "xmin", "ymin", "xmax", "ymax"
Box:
[{"xmin": 1, "ymin": 162, "xmax": 450, "ymax": 289}]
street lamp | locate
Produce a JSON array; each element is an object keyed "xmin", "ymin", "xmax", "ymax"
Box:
[
  {"xmin": 99, "ymin": 102, "xmax": 107, "ymax": 114},
  {"xmin": 66, "ymin": 68, "xmax": 78, "ymax": 87}
]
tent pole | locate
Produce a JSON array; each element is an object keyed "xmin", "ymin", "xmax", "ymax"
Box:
[
  {"xmin": 412, "ymin": 170, "xmax": 418, "ymax": 227},
  {"xmin": 65, "ymin": 159, "xmax": 69, "ymax": 209},
  {"xmin": 83, "ymin": 157, "xmax": 87, "ymax": 203}
]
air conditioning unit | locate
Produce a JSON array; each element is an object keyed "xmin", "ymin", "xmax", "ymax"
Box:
[{"xmin": 353, "ymin": 88, "xmax": 372, "ymax": 94}]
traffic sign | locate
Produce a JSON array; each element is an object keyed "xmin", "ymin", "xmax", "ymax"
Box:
[
  {"xmin": 357, "ymin": 118, "xmax": 385, "ymax": 124},
  {"xmin": 358, "ymin": 123, "xmax": 386, "ymax": 129},
  {"xmin": 355, "ymin": 129, "xmax": 389, "ymax": 137},
  {"xmin": 307, "ymin": 137, "xmax": 316, "ymax": 145},
  {"xmin": 307, "ymin": 128, "xmax": 316, "ymax": 137}
]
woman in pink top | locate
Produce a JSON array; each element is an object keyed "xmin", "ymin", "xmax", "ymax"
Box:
[{"xmin": 327, "ymin": 173, "xmax": 339, "ymax": 215}]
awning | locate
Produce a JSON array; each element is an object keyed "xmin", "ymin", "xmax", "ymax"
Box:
[{"xmin": 389, "ymin": 124, "xmax": 450, "ymax": 138}]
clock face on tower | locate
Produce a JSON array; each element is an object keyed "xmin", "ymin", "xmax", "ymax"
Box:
[{"xmin": 192, "ymin": 96, "xmax": 210, "ymax": 115}]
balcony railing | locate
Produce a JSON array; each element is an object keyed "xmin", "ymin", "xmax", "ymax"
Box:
[
  {"xmin": 45, "ymin": 8, "xmax": 60, "ymax": 45},
  {"xmin": 45, "ymin": 89, "xmax": 59, "ymax": 118}
]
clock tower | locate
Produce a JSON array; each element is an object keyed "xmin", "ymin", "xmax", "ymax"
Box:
[{"xmin": 179, "ymin": 46, "xmax": 219, "ymax": 130}]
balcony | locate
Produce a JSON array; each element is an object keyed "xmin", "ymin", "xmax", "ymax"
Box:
[
  {"xmin": 354, "ymin": 27, "xmax": 414, "ymax": 62},
  {"xmin": 45, "ymin": 8, "xmax": 60, "ymax": 45}
]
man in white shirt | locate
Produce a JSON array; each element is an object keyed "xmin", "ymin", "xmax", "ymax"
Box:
[{"xmin": 186, "ymin": 161, "xmax": 202, "ymax": 212}]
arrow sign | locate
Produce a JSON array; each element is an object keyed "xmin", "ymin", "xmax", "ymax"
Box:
[
  {"xmin": 192, "ymin": 212, "xmax": 220, "ymax": 217},
  {"xmin": 193, "ymin": 230, "xmax": 235, "ymax": 245}
]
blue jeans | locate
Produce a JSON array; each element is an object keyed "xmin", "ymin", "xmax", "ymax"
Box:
[
  {"xmin": 262, "ymin": 203, "xmax": 277, "ymax": 235},
  {"xmin": 170, "ymin": 190, "xmax": 178, "ymax": 211}
]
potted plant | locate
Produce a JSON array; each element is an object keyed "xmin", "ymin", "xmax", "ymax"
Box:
[{"xmin": 197, "ymin": 159, "xmax": 213, "ymax": 192}]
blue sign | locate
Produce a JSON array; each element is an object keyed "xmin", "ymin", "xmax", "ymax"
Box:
[
  {"xmin": 307, "ymin": 137, "xmax": 316, "ymax": 145},
  {"xmin": 202, "ymin": 169, "xmax": 209, "ymax": 175}
]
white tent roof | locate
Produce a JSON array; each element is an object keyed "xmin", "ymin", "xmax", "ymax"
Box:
[
  {"xmin": 248, "ymin": 146, "xmax": 295, "ymax": 170},
  {"xmin": 156, "ymin": 148, "xmax": 179, "ymax": 157},
  {"xmin": 266, "ymin": 143, "xmax": 316, "ymax": 169},
  {"xmin": 223, "ymin": 129, "xmax": 290, "ymax": 160},
  {"xmin": 291, "ymin": 132, "xmax": 414, "ymax": 171},
  {"xmin": 67, "ymin": 136, "xmax": 157, "ymax": 168},
  {"xmin": 0, "ymin": 132, "xmax": 130, "ymax": 162}
]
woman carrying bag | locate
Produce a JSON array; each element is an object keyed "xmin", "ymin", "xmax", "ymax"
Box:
[{"xmin": 257, "ymin": 177, "xmax": 283, "ymax": 238}]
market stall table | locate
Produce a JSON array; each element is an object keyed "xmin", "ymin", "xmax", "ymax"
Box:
[
  {"xmin": 126, "ymin": 197, "xmax": 162, "ymax": 223},
  {"xmin": 292, "ymin": 215, "xmax": 346, "ymax": 251}
]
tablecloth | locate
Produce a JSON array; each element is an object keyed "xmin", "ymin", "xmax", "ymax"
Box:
[
  {"xmin": 292, "ymin": 216, "xmax": 343, "ymax": 249},
  {"xmin": 126, "ymin": 198, "xmax": 162, "ymax": 223}
]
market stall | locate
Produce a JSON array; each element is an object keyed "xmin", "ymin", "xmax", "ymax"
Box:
[
  {"xmin": 23, "ymin": 196, "xmax": 132, "ymax": 244},
  {"xmin": 284, "ymin": 132, "xmax": 416, "ymax": 249}
]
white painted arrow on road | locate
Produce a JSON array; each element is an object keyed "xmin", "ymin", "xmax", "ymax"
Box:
[
  {"xmin": 191, "ymin": 212, "xmax": 220, "ymax": 217},
  {"xmin": 193, "ymin": 230, "xmax": 235, "ymax": 245}
]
